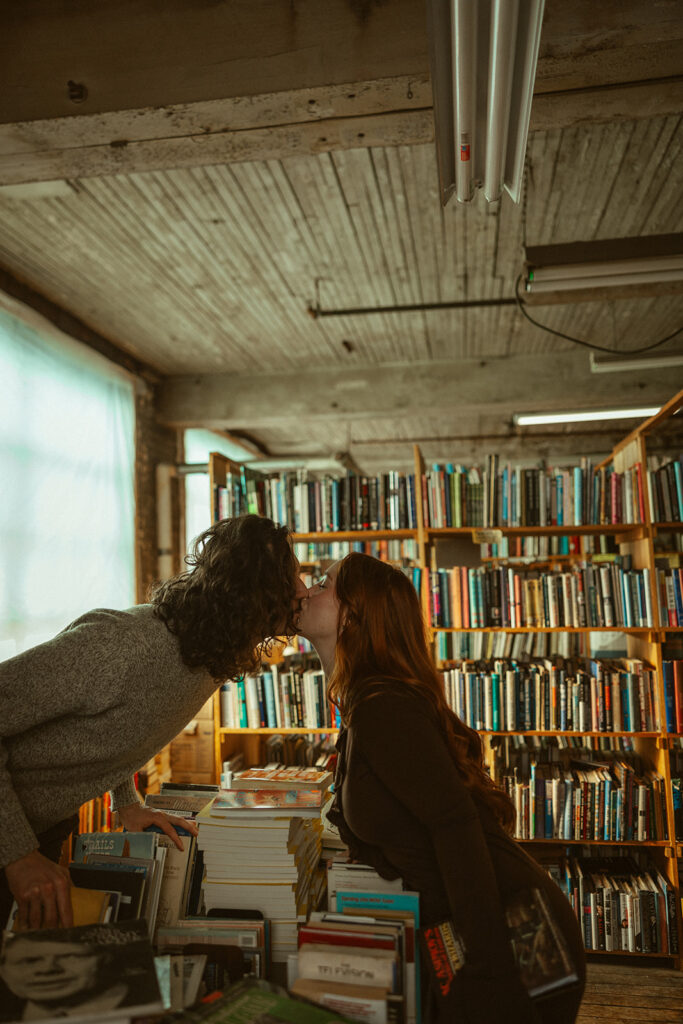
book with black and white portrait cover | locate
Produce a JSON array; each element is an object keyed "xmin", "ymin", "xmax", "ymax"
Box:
[{"xmin": 0, "ymin": 919, "xmax": 163, "ymax": 1024}]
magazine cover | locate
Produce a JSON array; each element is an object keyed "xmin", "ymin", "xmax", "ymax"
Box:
[{"xmin": 0, "ymin": 920, "xmax": 163, "ymax": 1024}]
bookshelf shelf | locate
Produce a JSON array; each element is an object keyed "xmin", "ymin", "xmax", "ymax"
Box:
[
  {"xmin": 427, "ymin": 525, "xmax": 645, "ymax": 538},
  {"xmin": 292, "ymin": 529, "xmax": 418, "ymax": 542},
  {"xmin": 586, "ymin": 950, "xmax": 678, "ymax": 959},
  {"xmin": 431, "ymin": 627, "xmax": 655, "ymax": 634},
  {"xmin": 517, "ymin": 839, "xmax": 672, "ymax": 847},
  {"xmin": 480, "ymin": 730, "xmax": 660, "ymax": 738},
  {"xmin": 218, "ymin": 727, "xmax": 339, "ymax": 735}
]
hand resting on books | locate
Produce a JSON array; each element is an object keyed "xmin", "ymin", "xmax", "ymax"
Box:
[
  {"xmin": 4, "ymin": 849, "xmax": 73, "ymax": 930},
  {"xmin": 116, "ymin": 802, "xmax": 199, "ymax": 850}
]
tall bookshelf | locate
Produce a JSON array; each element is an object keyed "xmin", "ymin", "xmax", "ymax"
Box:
[{"xmin": 207, "ymin": 388, "xmax": 683, "ymax": 967}]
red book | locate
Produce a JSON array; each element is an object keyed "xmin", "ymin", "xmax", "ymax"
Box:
[
  {"xmin": 635, "ymin": 462, "xmax": 646, "ymax": 523},
  {"xmin": 673, "ymin": 662, "xmax": 683, "ymax": 734},
  {"xmin": 298, "ymin": 925, "xmax": 397, "ymax": 952}
]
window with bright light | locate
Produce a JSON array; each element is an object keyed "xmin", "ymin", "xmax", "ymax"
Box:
[
  {"xmin": 0, "ymin": 305, "xmax": 136, "ymax": 659},
  {"xmin": 183, "ymin": 429, "xmax": 255, "ymax": 552}
]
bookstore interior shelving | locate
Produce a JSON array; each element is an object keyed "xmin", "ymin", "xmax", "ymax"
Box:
[{"xmin": 203, "ymin": 390, "xmax": 683, "ymax": 965}]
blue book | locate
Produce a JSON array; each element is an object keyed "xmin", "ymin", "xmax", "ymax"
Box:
[
  {"xmin": 73, "ymin": 831, "xmax": 158, "ymax": 863},
  {"xmin": 262, "ymin": 670, "xmax": 277, "ymax": 728},
  {"xmin": 672, "ymin": 571, "xmax": 683, "ymax": 625},
  {"xmin": 502, "ymin": 466, "xmax": 509, "ymax": 525},
  {"xmin": 236, "ymin": 677, "xmax": 248, "ymax": 728},
  {"xmin": 662, "ymin": 661, "xmax": 676, "ymax": 733},
  {"xmin": 556, "ymin": 473, "xmax": 563, "ymax": 526},
  {"xmin": 475, "ymin": 570, "xmax": 485, "ymax": 628},
  {"xmin": 573, "ymin": 467, "xmax": 582, "ymax": 524},
  {"xmin": 673, "ymin": 460, "xmax": 683, "ymax": 520},
  {"xmin": 491, "ymin": 672, "xmax": 500, "ymax": 732}
]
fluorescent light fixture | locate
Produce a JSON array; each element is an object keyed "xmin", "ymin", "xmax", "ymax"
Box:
[
  {"xmin": 590, "ymin": 351, "xmax": 683, "ymax": 374},
  {"xmin": 528, "ymin": 254, "xmax": 683, "ymax": 294},
  {"xmin": 526, "ymin": 254, "xmax": 683, "ymax": 295},
  {"xmin": 513, "ymin": 407, "xmax": 660, "ymax": 426},
  {"xmin": 426, "ymin": 0, "xmax": 545, "ymax": 205}
]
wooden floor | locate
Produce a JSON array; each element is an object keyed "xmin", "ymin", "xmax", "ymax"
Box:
[{"xmin": 577, "ymin": 964, "xmax": 683, "ymax": 1023}]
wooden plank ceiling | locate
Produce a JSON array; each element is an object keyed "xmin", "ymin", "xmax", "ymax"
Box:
[{"xmin": 0, "ymin": 3, "xmax": 682, "ymax": 472}]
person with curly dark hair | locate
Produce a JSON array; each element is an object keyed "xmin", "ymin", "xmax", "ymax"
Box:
[
  {"xmin": 0, "ymin": 514, "xmax": 306, "ymax": 934},
  {"xmin": 297, "ymin": 553, "xmax": 585, "ymax": 1024}
]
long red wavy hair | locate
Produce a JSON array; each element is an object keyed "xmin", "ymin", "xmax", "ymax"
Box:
[{"xmin": 328, "ymin": 552, "xmax": 515, "ymax": 834}]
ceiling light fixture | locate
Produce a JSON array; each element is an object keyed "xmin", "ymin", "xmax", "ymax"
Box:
[
  {"xmin": 522, "ymin": 234, "xmax": 683, "ymax": 303},
  {"xmin": 525, "ymin": 255, "xmax": 683, "ymax": 295},
  {"xmin": 589, "ymin": 352, "xmax": 683, "ymax": 374},
  {"xmin": 426, "ymin": 0, "xmax": 546, "ymax": 205},
  {"xmin": 513, "ymin": 408, "xmax": 660, "ymax": 427}
]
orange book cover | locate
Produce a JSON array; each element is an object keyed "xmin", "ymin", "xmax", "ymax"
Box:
[{"xmin": 451, "ymin": 567, "xmax": 462, "ymax": 629}]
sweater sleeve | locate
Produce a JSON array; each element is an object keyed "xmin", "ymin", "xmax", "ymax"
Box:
[
  {"xmin": 351, "ymin": 691, "xmax": 539, "ymax": 1024},
  {"xmin": 0, "ymin": 613, "xmax": 127, "ymax": 868},
  {"xmin": 110, "ymin": 778, "xmax": 140, "ymax": 811}
]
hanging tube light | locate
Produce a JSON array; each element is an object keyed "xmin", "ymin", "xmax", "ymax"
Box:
[{"xmin": 426, "ymin": 0, "xmax": 546, "ymax": 206}]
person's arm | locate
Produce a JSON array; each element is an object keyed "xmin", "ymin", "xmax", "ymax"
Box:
[
  {"xmin": 352, "ymin": 692, "xmax": 539, "ymax": 1024},
  {"xmin": 0, "ymin": 619, "xmax": 119, "ymax": 928}
]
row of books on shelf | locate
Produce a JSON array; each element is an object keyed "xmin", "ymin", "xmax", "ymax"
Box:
[
  {"xmin": 663, "ymin": 661, "xmax": 683, "ymax": 734},
  {"xmin": 440, "ymin": 659, "xmax": 660, "ymax": 734},
  {"xmin": 649, "ymin": 454, "xmax": 683, "ymax": 524},
  {"xmin": 657, "ymin": 565, "xmax": 683, "ymax": 626},
  {"xmin": 220, "ymin": 669, "xmax": 341, "ymax": 731},
  {"xmin": 499, "ymin": 757, "xmax": 669, "ymax": 843},
  {"xmin": 435, "ymin": 628, "xmax": 584, "ymax": 662},
  {"xmin": 559, "ymin": 854, "xmax": 679, "ymax": 955},
  {"xmin": 428, "ymin": 561, "xmax": 654, "ymax": 630},
  {"xmin": 294, "ymin": 538, "xmax": 421, "ymax": 565},
  {"xmin": 216, "ymin": 469, "xmax": 419, "ymax": 533},
  {"xmin": 213, "ymin": 451, "xmax": 682, "ymax": 534},
  {"xmin": 77, "ymin": 790, "xmax": 113, "ymax": 834},
  {"xmin": 479, "ymin": 534, "xmax": 615, "ymax": 561},
  {"xmin": 424, "ymin": 457, "xmax": 648, "ymax": 529}
]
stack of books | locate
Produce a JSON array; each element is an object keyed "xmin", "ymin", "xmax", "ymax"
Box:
[
  {"xmin": 290, "ymin": 866, "xmax": 420, "ymax": 1024},
  {"xmin": 196, "ymin": 767, "xmax": 333, "ymax": 964},
  {"xmin": 67, "ymin": 830, "xmax": 169, "ymax": 935}
]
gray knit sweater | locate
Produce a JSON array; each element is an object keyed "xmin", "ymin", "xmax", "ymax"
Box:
[{"xmin": 0, "ymin": 605, "xmax": 217, "ymax": 868}]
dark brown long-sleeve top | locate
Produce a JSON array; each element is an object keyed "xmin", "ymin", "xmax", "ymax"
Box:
[{"xmin": 327, "ymin": 686, "xmax": 586, "ymax": 1024}]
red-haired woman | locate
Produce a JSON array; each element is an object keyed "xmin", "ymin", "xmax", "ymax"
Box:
[{"xmin": 298, "ymin": 553, "xmax": 585, "ymax": 1024}]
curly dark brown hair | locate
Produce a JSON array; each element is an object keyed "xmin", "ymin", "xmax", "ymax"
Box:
[{"xmin": 150, "ymin": 515, "xmax": 299, "ymax": 680}]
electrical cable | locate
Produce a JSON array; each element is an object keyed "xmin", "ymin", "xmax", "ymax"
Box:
[
  {"xmin": 514, "ymin": 274, "xmax": 683, "ymax": 355},
  {"xmin": 517, "ymin": 159, "xmax": 683, "ymax": 356}
]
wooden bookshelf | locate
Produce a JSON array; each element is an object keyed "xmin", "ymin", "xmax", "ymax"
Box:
[{"xmin": 206, "ymin": 393, "xmax": 683, "ymax": 967}]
